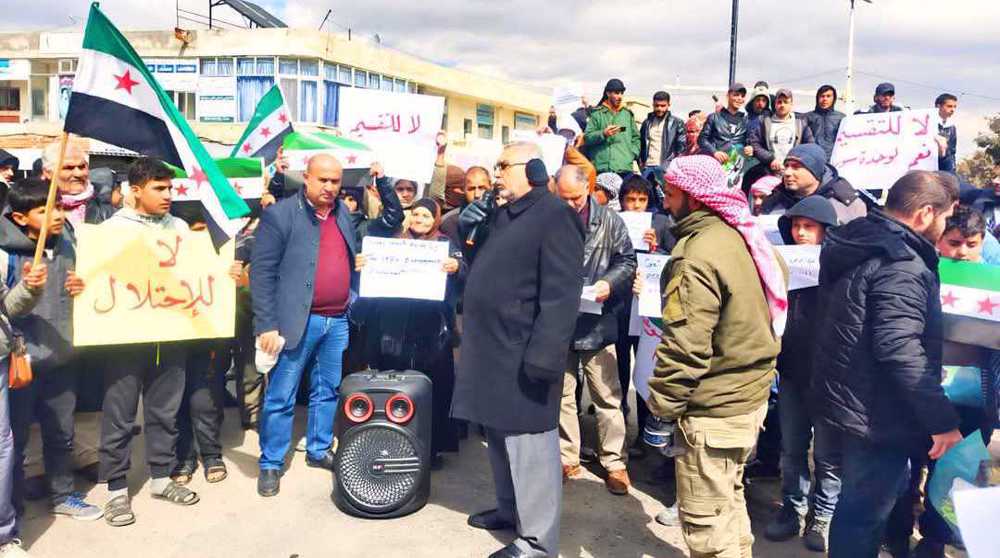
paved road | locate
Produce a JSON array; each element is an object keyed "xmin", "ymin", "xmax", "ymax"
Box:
[{"xmin": 18, "ymin": 405, "xmax": 977, "ymax": 557}]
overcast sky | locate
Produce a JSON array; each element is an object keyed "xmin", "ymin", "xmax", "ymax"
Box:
[{"xmin": 3, "ymin": 0, "xmax": 999, "ymax": 157}]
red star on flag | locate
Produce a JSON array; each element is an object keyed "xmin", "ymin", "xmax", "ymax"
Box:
[
  {"xmin": 242, "ymin": 143, "xmax": 252, "ymax": 154},
  {"xmin": 189, "ymin": 167, "xmax": 208, "ymax": 189},
  {"xmin": 941, "ymin": 291, "xmax": 958, "ymax": 307},
  {"xmin": 113, "ymin": 69, "xmax": 140, "ymax": 94},
  {"xmin": 260, "ymin": 127, "xmax": 271, "ymax": 138},
  {"xmin": 278, "ymin": 112, "xmax": 288, "ymax": 124},
  {"xmin": 978, "ymin": 296, "xmax": 998, "ymax": 316},
  {"xmin": 175, "ymin": 183, "xmax": 189, "ymax": 197},
  {"xmin": 346, "ymin": 153, "xmax": 358, "ymax": 165}
]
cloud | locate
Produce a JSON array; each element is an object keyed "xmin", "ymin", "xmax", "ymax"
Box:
[{"xmin": 3, "ymin": 0, "xmax": 998, "ymax": 157}]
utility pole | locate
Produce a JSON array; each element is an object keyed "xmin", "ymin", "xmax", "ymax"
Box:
[
  {"xmin": 728, "ymin": 0, "xmax": 739, "ymax": 86},
  {"xmin": 845, "ymin": 0, "xmax": 872, "ymax": 113}
]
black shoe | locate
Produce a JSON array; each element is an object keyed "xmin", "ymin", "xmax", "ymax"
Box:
[
  {"xmin": 467, "ymin": 509, "xmax": 514, "ymax": 531},
  {"xmin": 306, "ymin": 450, "xmax": 336, "ymax": 471},
  {"xmin": 257, "ymin": 469, "xmax": 280, "ymax": 497},
  {"xmin": 488, "ymin": 542, "xmax": 531, "ymax": 558}
]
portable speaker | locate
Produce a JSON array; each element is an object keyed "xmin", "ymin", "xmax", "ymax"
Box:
[{"xmin": 332, "ymin": 369, "xmax": 432, "ymax": 519}]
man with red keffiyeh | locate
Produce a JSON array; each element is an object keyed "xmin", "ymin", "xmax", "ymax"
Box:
[{"xmin": 644, "ymin": 155, "xmax": 788, "ymax": 557}]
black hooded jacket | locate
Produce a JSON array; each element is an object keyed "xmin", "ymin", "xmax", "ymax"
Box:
[
  {"xmin": 775, "ymin": 197, "xmax": 837, "ymax": 386},
  {"xmin": 812, "ymin": 210, "xmax": 959, "ymax": 451},
  {"xmin": 759, "ymin": 164, "xmax": 867, "ymax": 225},
  {"xmin": 805, "ymin": 86, "xmax": 845, "ymax": 160}
]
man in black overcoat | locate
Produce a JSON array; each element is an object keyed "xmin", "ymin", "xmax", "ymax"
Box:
[{"xmin": 451, "ymin": 143, "xmax": 585, "ymax": 558}]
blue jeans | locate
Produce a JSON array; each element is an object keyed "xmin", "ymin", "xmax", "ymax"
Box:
[
  {"xmin": 258, "ymin": 314, "xmax": 349, "ymax": 470},
  {"xmin": 0, "ymin": 364, "xmax": 17, "ymax": 544},
  {"xmin": 778, "ymin": 376, "xmax": 842, "ymax": 519},
  {"xmin": 829, "ymin": 435, "xmax": 909, "ymax": 558}
]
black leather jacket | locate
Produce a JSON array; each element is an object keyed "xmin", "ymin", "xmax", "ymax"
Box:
[
  {"xmin": 697, "ymin": 109, "xmax": 749, "ymax": 154},
  {"xmin": 573, "ymin": 197, "xmax": 637, "ymax": 351},
  {"xmin": 639, "ymin": 111, "xmax": 686, "ymax": 168}
]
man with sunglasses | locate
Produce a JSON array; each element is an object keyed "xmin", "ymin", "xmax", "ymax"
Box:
[{"xmin": 453, "ymin": 143, "xmax": 584, "ymax": 557}]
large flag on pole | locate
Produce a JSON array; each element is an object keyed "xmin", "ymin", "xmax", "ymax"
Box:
[
  {"xmin": 64, "ymin": 2, "xmax": 249, "ymax": 247},
  {"xmin": 230, "ymin": 84, "xmax": 293, "ymax": 164}
]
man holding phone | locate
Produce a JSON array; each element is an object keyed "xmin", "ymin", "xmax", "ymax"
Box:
[{"xmin": 583, "ymin": 79, "xmax": 641, "ymax": 176}]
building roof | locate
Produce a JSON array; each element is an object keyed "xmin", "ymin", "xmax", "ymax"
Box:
[{"xmin": 0, "ymin": 27, "xmax": 550, "ymax": 114}]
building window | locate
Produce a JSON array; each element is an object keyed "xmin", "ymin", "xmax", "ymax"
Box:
[
  {"xmin": 368, "ymin": 73, "xmax": 380, "ymax": 89},
  {"xmin": 31, "ymin": 77, "xmax": 48, "ymax": 119},
  {"xmin": 323, "ymin": 62, "xmax": 336, "ymax": 81},
  {"xmin": 200, "ymin": 57, "xmax": 233, "ymax": 76},
  {"xmin": 463, "ymin": 118, "xmax": 472, "ymax": 137},
  {"xmin": 380, "ymin": 77, "xmax": 394, "ymax": 92},
  {"xmin": 57, "ymin": 59, "xmax": 77, "ymax": 74},
  {"xmin": 407, "ymin": 82, "xmax": 417, "ymax": 94},
  {"xmin": 238, "ymin": 57, "xmax": 273, "ymax": 76},
  {"xmin": 394, "ymin": 79, "xmax": 406, "ymax": 93},
  {"xmin": 476, "ymin": 103, "xmax": 495, "ymax": 140},
  {"xmin": 300, "ymin": 59, "xmax": 319, "ymax": 77},
  {"xmin": 337, "ymin": 65, "xmax": 352, "ymax": 85},
  {"xmin": 0, "ymin": 87, "xmax": 20, "ymax": 111},
  {"xmin": 166, "ymin": 90, "xmax": 196, "ymax": 120},
  {"xmin": 237, "ymin": 76, "xmax": 275, "ymax": 121},
  {"xmin": 514, "ymin": 112, "xmax": 538, "ymax": 130},
  {"xmin": 278, "ymin": 57, "xmax": 298, "ymax": 75},
  {"xmin": 354, "ymin": 70, "xmax": 367, "ymax": 88},
  {"xmin": 280, "ymin": 78, "xmax": 299, "ymax": 120},
  {"xmin": 323, "ymin": 81, "xmax": 340, "ymax": 126},
  {"xmin": 501, "ymin": 126, "xmax": 510, "ymax": 144},
  {"xmin": 300, "ymin": 81, "xmax": 318, "ymax": 122}
]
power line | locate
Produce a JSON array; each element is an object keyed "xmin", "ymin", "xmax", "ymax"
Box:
[{"xmin": 856, "ymin": 70, "xmax": 1000, "ymax": 102}]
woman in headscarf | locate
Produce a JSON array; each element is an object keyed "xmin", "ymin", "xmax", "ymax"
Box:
[{"xmin": 354, "ymin": 197, "xmax": 465, "ymax": 464}]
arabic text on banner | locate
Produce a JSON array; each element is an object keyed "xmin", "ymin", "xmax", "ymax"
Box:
[
  {"xmin": 831, "ymin": 109, "xmax": 939, "ymax": 192},
  {"xmin": 774, "ymin": 244, "xmax": 821, "ymax": 291},
  {"xmin": 73, "ymin": 225, "xmax": 236, "ymax": 346},
  {"xmin": 636, "ymin": 253, "xmax": 670, "ymax": 317},
  {"xmin": 340, "ymin": 88, "xmax": 445, "ymax": 184},
  {"xmin": 619, "ymin": 211, "xmax": 653, "ymax": 252},
  {"xmin": 359, "ymin": 237, "xmax": 449, "ymax": 301}
]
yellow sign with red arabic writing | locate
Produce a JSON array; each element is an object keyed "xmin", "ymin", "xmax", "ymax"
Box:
[{"xmin": 73, "ymin": 225, "xmax": 235, "ymax": 346}]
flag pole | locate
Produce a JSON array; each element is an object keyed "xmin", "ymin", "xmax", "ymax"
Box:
[{"xmin": 33, "ymin": 131, "xmax": 69, "ymax": 267}]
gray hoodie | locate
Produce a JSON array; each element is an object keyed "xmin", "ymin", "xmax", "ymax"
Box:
[{"xmin": 103, "ymin": 206, "xmax": 190, "ymax": 231}]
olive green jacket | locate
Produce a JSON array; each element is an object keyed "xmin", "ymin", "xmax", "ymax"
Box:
[
  {"xmin": 647, "ymin": 210, "xmax": 787, "ymax": 420},
  {"xmin": 583, "ymin": 103, "xmax": 640, "ymax": 174}
]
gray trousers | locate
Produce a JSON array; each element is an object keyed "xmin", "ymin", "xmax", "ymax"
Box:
[
  {"xmin": 0, "ymin": 365, "xmax": 17, "ymax": 543},
  {"xmin": 484, "ymin": 427, "xmax": 562, "ymax": 557}
]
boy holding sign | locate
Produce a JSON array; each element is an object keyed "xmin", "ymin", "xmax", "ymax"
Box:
[{"xmin": 2, "ymin": 178, "xmax": 99, "ymax": 521}]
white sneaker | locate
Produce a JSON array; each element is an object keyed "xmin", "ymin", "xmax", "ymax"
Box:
[
  {"xmin": 295, "ymin": 437, "xmax": 307, "ymax": 452},
  {"xmin": 0, "ymin": 539, "xmax": 30, "ymax": 556}
]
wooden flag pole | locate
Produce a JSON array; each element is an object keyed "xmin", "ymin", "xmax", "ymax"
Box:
[{"xmin": 33, "ymin": 131, "xmax": 70, "ymax": 268}]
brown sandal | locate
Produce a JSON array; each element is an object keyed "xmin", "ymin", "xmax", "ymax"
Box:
[{"xmin": 205, "ymin": 463, "xmax": 228, "ymax": 483}]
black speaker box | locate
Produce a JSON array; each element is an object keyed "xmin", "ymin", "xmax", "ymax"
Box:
[{"xmin": 332, "ymin": 369, "xmax": 432, "ymax": 519}]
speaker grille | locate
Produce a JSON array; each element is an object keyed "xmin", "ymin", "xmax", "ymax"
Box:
[{"xmin": 337, "ymin": 426, "xmax": 422, "ymax": 514}]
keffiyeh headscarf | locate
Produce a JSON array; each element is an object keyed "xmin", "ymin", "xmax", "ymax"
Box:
[{"xmin": 665, "ymin": 155, "xmax": 788, "ymax": 336}]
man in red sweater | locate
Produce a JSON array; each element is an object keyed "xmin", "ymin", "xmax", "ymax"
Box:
[{"xmin": 251, "ymin": 155, "xmax": 401, "ymax": 497}]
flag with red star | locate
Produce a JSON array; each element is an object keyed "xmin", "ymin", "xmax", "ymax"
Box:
[
  {"xmin": 63, "ymin": 3, "xmax": 248, "ymax": 248},
  {"xmin": 171, "ymin": 157, "xmax": 265, "ymax": 202},
  {"xmin": 939, "ymin": 259, "xmax": 1000, "ymax": 323},
  {"xmin": 229, "ymin": 84, "xmax": 293, "ymax": 164},
  {"xmin": 281, "ymin": 131, "xmax": 374, "ymax": 172}
]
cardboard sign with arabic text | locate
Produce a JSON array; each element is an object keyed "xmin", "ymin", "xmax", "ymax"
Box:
[
  {"xmin": 340, "ymin": 88, "xmax": 445, "ymax": 184},
  {"xmin": 831, "ymin": 109, "xmax": 939, "ymax": 192},
  {"xmin": 73, "ymin": 225, "xmax": 235, "ymax": 346}
]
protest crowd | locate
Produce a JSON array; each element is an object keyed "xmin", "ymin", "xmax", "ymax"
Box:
[{"xmin": 0, "ymin": 8, "xmax": 999, "ymax": 558}]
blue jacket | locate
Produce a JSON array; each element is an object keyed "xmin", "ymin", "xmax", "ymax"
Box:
[{"xmin": 250, "ymin": 177, "xmax": 402, "ymax": 351}]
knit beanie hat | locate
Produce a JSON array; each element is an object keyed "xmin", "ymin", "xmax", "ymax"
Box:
[
  {"xmin": 665, "ymin": 155, "xmax": 788, "ymax": 335},
  {"xmin": 785, "ymin": 144, "xmax": 828, "ymax": 182}
]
